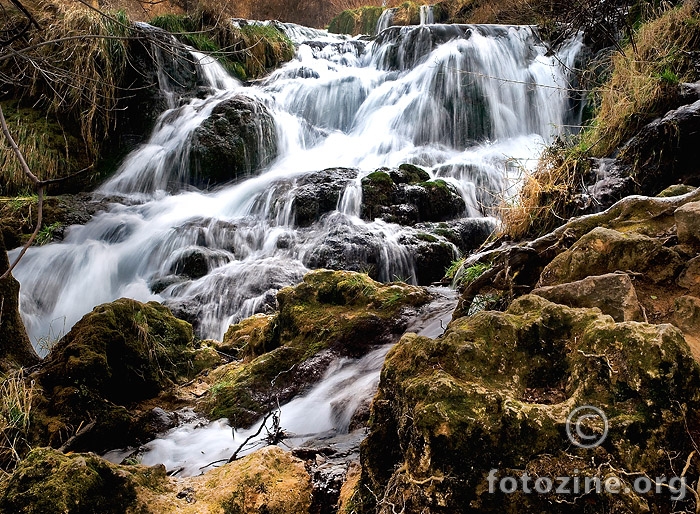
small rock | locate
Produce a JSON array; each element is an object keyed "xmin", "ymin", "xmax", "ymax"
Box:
[{"xmin": 532, "ymin": 272, "xmax": 643, "ymax": 322}]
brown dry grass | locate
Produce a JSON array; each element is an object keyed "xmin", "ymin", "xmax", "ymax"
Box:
[
  {"xmin": 499, "ymin": 141, "xmax": 590, "ymax": 240},
  {"xmin": 586, "ymin": 1, "xmax": 700, "ymax": 156},
  {"xmin": 0, "ymin": 371, "xmax": 34, "ymax": 473}
]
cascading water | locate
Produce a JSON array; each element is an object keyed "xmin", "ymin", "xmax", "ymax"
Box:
[
  {"xmin": 107, "ymin": 287, "xmax": 459, "ymax": 476},
  {"xmin": 420, "ymin": 5, "xmax": 434, "ymax": 25},
  {"xmin": 11, "ymin": 23, "xmax": 584, "ymax": 353},
  {"xmin": 376, "ymin": 8, "xmax": 395, "ymax": 34}
]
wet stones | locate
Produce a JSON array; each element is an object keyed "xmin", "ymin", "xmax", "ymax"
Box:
[{"xmin": 189, "ymin": 95, "xmax": 278, "ymax": 187}]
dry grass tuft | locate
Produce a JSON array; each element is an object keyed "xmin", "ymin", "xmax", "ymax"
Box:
[
  {"xmin": 587, "ymin": 1, "xmax": 700, "ymax": 156},
  {"xmin": 0, "ymin": 370, "xmax": 34, "ymax": 473},
  {"xmin": 499, "ymin": 140, "xmax": 591, "ymax": 240}
]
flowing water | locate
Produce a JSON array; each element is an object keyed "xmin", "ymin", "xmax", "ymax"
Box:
[
  {"xmin": 12, "ymin": 23, "xmax": 584, "ymax": 351},
  {"xmin": 106, "ymin": 287, "xmax": 458, "ymax": 476},
  {"xmin": 12, "ymin": 19, "xmax": 587, "ymax": 473},
  {"xmin": 420, "ymin": 5, "xmax": 434, "ymax": 25}
]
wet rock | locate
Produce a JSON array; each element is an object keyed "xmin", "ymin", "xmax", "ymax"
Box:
[
  {"xmin": 359, "ymin": 295, "xmax": 700, "ymax": 513},
  {"xmin": 32, "ymin": 299, "xmax": 220, "ymax": 452},
  {"xmin": 168, "ymin": 247, "xmax": 232, "ymax": 279},
  {"xmin": 619, "ymin": 98, "xmax": 700, "ymax": 195},
  {"xmin": 539, "ymin": 226, "xmax": 683, "ymax": 286},
  {"xmin": 361, "ymin": 168, "xmax": 465, "ymax": 225},
  {"xmin": 205, "ymin": 270, "xmax": 432, "ymax": 428},
  {"xmin": 189, "ymin": 95, "xmax": 278, "ymax": 187},
  {"xmin": 532, "ymin": 272, "xmax": 643, "ymax": 322},
  {"xmin": 291, "ymin": 168, "xmax": 357, "ymax": 227},
  {"xmin": 397, "ymin": 231, "xmax": 457, "ymax": 285},
  {"xmin": 675, "ymin": 200, "xmax": 700, "ymax": 247}
]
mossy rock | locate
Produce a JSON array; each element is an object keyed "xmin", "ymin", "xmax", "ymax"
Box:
[
  {"xmin": 361, "ymin": 167, "xmax": 465, "ymax": 225},
  {"xmin": 32, "ymin": 298, "xmax": 219, "ymax": 451},
  {"xmin": 358, "ymin": 294, "xmax": 700, "ymax": 512},
  {"xmin": 539, "ymin": 226, "xmax": 684, "ymax": 286},
  {"xmin": 328, "ymin": 6, "xmax": 385, "ymax": 35},
  {"xmin": 206, "ymin": 270, "xmax": 432, "ymax": 427},
  {"xmin": 0, "ymin": 447, "xmax": 149, "ymax": 514}
]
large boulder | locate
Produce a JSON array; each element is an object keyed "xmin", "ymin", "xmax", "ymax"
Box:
[
  {"xmin": 189, "ymin": 95, "xmax": 278, "ymax": 187},
  {"xmin": 205, "ymin": 270, "xmax": 432, "ymax": 428},
  {"xmin": 538, "ymin": 226, "xmax": 683, "ymax": 286},
  {"xmin": 532, "ymin": 272, "xmax": 643, "ymax": 322},
  {"xmin": 32, "ymin": 298, "xmax": 219, "ymax": 451},
  {"xmin": 675, "ymin": 200, "xmax": 700, "ymax": 247},
  {"xmin": 358, "ymin": 295, "xmax": 700, "ymax": 513}
]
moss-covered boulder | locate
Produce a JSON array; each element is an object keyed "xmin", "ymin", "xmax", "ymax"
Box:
[
  {"xmin": 189, "ymin": 95, "xmax": 278, "ymax": 188},
  {"xmin": 205, "ymin": 270, "xmax": 432, "ymax": 427},
  {"xmin": 0, "ymin": 448, "xmax": 148, "ymax": 514},
  {"xmin": 0, "ymin": 446, "xmax": 311, "ymax": 514},
  {"xmin": 361, "ymin": 166, "xmax": 465, "ymax": 225},
  {"xmin": 538, "ymin": 226, "xmax": 684, "ymax": 286},
  {"xmin": 32, "ymin": 298, "xmax": 219, "ymax": 451},
  {"xmin": 358, "ymin": 294, "xmax": 700, "ymax": 513}
]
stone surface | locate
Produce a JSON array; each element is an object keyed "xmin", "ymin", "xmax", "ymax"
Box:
[
  {"xmin": 538, "ymin": 226, "xmax": 683, "ymax": 286},
  {"xmin": 532, "ymin": 272, "xmax": 643, "ymax": 322},
  {"xmin": 189, "ymin": 95, "xmax": 278, "ymax": 187},
  {"xmin": 358, "ymin": 295, "xmax": 700, "ymax": 513},
  {"xmin": 678, "ymin": 256, "xmax": 700, "ymax": 290},
  {"xmin": 675, "ymin": 200, "xmax": 700, "ymax": 247}
]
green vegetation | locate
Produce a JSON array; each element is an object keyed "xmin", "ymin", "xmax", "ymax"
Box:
[
  {"xmin": 328, "ymin": 5, "xmax": 385, "ymax": 35},
  {"xmin": 149, "ymin": 15, "xmax": 294, "ymax": 80},
  {"xmin": 0, "ymin": 371, "xmax": 34, "ymax": 472}
]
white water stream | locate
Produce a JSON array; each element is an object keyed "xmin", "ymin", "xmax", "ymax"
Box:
[
  {"xmin": 12, "ymin": 20, "xmax": 586, "ymax": 474},
  {"xmin": 11, "ymin": 23, "xmax": 584, "ymax": 351}
]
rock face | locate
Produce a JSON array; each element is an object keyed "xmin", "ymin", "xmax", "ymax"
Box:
[
  {"xmin": 205, "ymin": 270, "xmax": 432, "ymax": 428},
  {"xmin": 532, "ymin": 272, "xmax": 643, "ymax": 322},
  {"xmin": 359, "ymin": 294, "xmax": 700, "ymax": 513},
  {"xmin": 538, "ymin": 226, "xmax": 683, "ymax": 286},
  {"xmin": 619, "ymin": 98, "xmax": 700, "ymax": 195},
  {"xmin": 189, "ymin": 95, "xmax": 278, "ymax": 187},
  {"xmin": 32, "ymin": 298, "xmax": 219, "ymax": 451}
]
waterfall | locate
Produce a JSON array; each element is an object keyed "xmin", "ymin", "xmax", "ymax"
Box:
[
  {"xmin": 114, "ymin": 287, "xmax": 458, "ymax": 476},
  {"xmin": 376, "ymin": 9, "xmax": 395, "ymax": 34},
  {"xmin": 11, "ymin": 23, "xmax": 585, "ymax": 352},
  {"xmin": 420, "ymin": 5, "xmax": 434, "ymax": 25}
]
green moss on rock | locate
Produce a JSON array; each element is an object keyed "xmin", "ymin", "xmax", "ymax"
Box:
[
  {"xmin": 0, "ymin": 447, "xmax": 148, "ymax": 514},
  {"xmin": 32, "ymin": 298, "xmax": 218, "ymax": 450},
  {"xmin": 205, "ymin": 270, "xmax": 432, "ymax": 427},
  {"xmin": 359, "ymin": 294, "xmax": 700, "ymax": 512}
]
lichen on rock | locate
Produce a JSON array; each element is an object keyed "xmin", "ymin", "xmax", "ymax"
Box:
[
  {"xmin": 205, "ymin": 269, "xmax": 432, "ymax": 428},
  {"xmin": 358, "ymin": 294, "xmax": 700, "ymax": 512}
]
